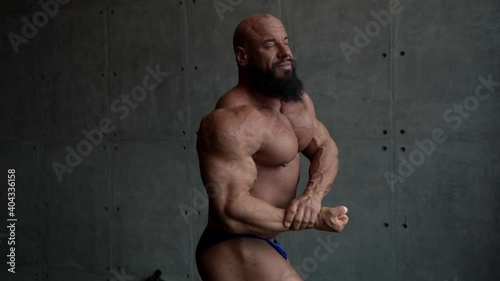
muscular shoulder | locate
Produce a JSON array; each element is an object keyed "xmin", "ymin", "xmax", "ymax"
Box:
[
  {"xmin": 197, "ymin": 106, "xmax": 265, "ymax": 156},
  {"xmin": 300, "ymin": 91, "xmax": 317, "ymax": 116}
]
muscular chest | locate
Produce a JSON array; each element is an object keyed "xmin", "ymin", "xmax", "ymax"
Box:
[{"xmin": 253, "ymin": 102, "xmax": 314, "ymax": 166}]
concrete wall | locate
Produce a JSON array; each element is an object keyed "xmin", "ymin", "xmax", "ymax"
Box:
[{"xmin": 1, "ymin": 0, "xmax": 499, "ymax": 280}]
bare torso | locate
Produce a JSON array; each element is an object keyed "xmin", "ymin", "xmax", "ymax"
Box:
[
  {"xmin": 196, "ymin": 88, "xmax": 315, "ymax": 281},
  {"xmin": 204, "ymin": 87, "xmax": 314, "ymax": 229}
]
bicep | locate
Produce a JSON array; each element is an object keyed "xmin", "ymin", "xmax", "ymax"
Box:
[
  {"xmin": 301, "ymin": 93, "xmax": 336, "ymax": 158},
  {"xmin": 197, "ymin": 109, "xmax": 260, "ymax": 212},
  {"xmin": 199, "ymin": 152, "xmax": 257, "ymax": 207},
  {"xmin": 302, "ymin": 120, "xmax": 337, "ymax": 158}
]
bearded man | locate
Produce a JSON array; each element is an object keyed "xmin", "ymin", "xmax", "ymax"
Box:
[{"xmin": 195, "ymin": 14, "xmax": 349, "ymax": 281}]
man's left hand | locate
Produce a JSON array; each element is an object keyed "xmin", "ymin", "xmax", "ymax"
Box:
[{"xmin": 284, "ymin": 193, "xmax": 322, "ymax": 230}]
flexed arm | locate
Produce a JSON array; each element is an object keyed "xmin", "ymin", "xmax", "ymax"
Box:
[
  {"xmin": 284, "ymin": 93, "xmax": 340, "ymax": 230},
  {"xmin": 197, "ymin": 107, "xmax": 290, "ymax": 238}
]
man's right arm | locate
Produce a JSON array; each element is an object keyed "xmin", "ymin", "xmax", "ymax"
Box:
[
  {"xmin": 197, "ymin": 108, "xmax": 348, "ymax": 238},
  {"xmin": 197, "ymin": 108, "xmax": 289, "ymax": 238}
]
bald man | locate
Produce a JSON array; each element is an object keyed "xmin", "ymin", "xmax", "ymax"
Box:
[{"xmin": 195, "ymin": 14, "xmax": 349, "ymax": 281}]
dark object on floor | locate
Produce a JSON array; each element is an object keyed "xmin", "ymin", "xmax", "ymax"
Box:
[{"xmin": 145, "ymin": 270, "xmax": 163, "ymax": 281}]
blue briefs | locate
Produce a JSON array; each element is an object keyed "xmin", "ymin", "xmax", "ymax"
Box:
[{"xmin": 195, "ymin": 228, "xmax": 288, "ymax": 260}]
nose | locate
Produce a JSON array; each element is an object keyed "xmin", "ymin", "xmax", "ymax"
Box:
[{"xmin": 277, "ymin": 42, "xmax": 292, "ymax": 60}]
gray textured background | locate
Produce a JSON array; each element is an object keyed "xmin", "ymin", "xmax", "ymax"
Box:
[{"xmin": 1, "ymin": 0, "xmax": 499, "ymax": 280}]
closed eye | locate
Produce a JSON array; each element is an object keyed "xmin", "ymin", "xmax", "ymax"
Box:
[{"xmin": 262, "ymin": 39, "xmax": 276, "ymax": 48}]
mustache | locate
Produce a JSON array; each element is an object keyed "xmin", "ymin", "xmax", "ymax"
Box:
[{"xmin": 273, "ymin": 58, "xmax": 294, "ymax": 67}]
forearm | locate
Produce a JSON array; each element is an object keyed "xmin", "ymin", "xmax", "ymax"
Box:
[
  {"xmin": 304, "ymin": 139, "xmax": 339, "ymax": 199},
  {"xmin": 223, "ymin": 193, "xmax": 289, "ymax": 237},
  {"xmin": 223, "ymin": 195, "xmax": 341, "ymax": 236}
]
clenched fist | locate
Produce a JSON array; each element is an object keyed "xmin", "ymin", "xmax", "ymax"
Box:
[{"xmin": 314, "ymin": 206, "xmax": 349, "ymax": 232}]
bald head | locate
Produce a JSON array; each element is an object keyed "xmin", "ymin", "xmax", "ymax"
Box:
[
  {"xmin": 231, "ymin": 14, "xmax": 302, "ymax": 102},
  {"xmin": 233, "ymin": 14, "xmax": 285, "ymax": 52}
]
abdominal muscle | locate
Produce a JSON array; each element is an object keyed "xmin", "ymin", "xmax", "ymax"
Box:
[{"xmin": 250, "ymin": 154, "xmax": 300, "ymax": 210}]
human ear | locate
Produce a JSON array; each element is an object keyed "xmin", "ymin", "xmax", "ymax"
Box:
[{"xmin": 235, "ymin": 46, "xmax": 248, "ymax": 66}]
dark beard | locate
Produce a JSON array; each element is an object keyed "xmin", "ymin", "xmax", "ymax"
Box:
[{"xmin": 248, "ymin": 60, "xmax": 304, "ymax": 102}]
